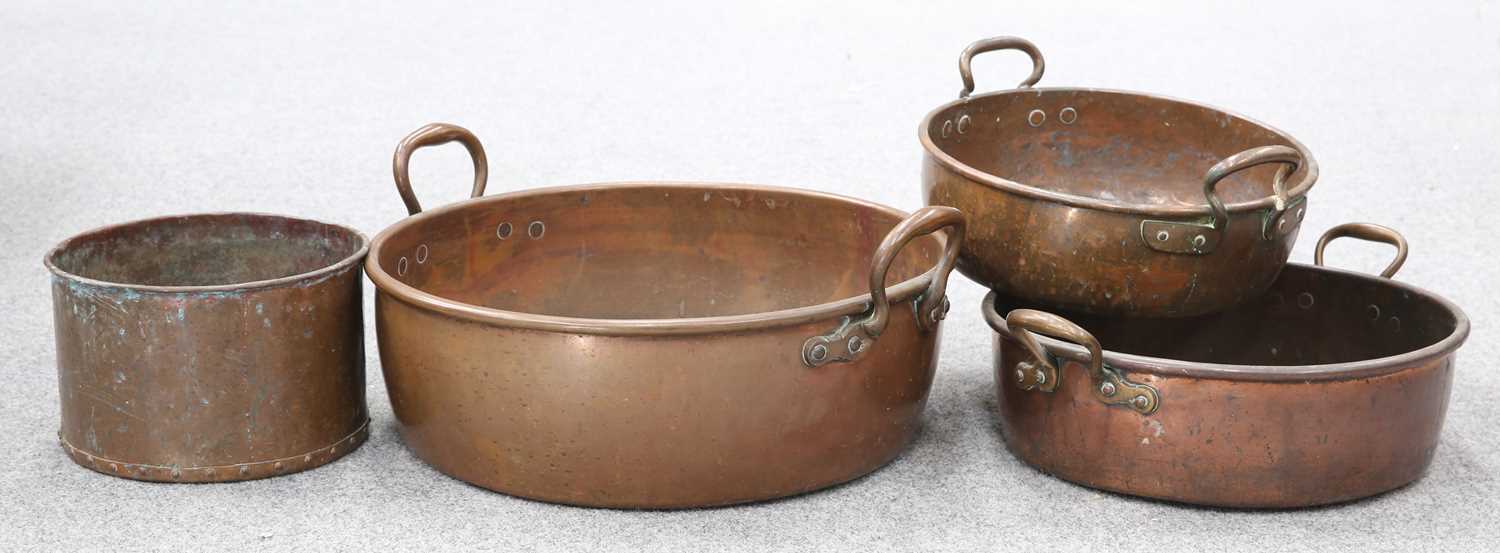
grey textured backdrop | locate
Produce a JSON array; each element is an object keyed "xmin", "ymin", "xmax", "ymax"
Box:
[{"xmin": 3, "ymin": 1, "xmax": 1496, "ymax": 551}]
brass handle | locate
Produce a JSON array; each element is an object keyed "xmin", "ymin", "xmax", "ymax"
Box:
[
  {"xmin": 958, "ymin": 36, "xmax": 1045, "ymax": 98},
  {"xmin": 1203, "ymin": 145, "xmax": 1301, "ymax": 234},
  {"xmin": 1314, "ymin": 223, "xmax": 1408, "ymax": 278},
  {"xmin": 1141, "ymin": 145, "xmax": 1302, "ymax": 255},
  {"xmin": 803, "ymin": 206, "xmax": 965, "ymax": 367},
  {"xmin": 981, "ymin": 292, "xmax": 1158, "ymax": 415},
  {"xmin": 392, "ymin": 123, "xmax": 489, "ymax": 215}
]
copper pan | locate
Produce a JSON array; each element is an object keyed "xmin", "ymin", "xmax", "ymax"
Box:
[
  {"xmin": 923, "ymin": 36, "xmax": 1319, "ymax": 317},
  {"xmin": 982, "ymin": 224, "xmax": 1469, "ymax": 508},
  {"xmin": 367, "ymin": 123, "xmax": 965, "ymax": 508},
  {"xmin": 46, "ymin": 213, "xmax": 370, "ymax": 482}
]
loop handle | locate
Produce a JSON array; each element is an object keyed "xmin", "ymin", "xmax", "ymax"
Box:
[
  {"xmin": 803, "ymin": 207, "xmax": 965, "ymax": 367},
  {"xmin": 393, "ymin": 123, "xmax": 489, "ymax": 215},
  {"xmin": 1142, "ymin": 145, "xmax": 1303, "ymax": 254},
  {"xmin": 959, "ymin": 36, "xmax": 1045, "ymax": 98},
  {"xmin": 1202, "ymin": 145, "xmax": 1301, "ymax": 234},
  {"xmin": 1314, "ymin": 223, "xmax": 1408, "ymax": 278},
  {"xmin": 981, "ymin": 293, "xmax": 1158, "ymax": 415}
]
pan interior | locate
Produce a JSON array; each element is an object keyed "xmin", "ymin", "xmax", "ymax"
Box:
[
  {"xmin": 376, "ymin": 186, "xmax": 941, "ymax": 320},
  {"xmin": 999, "ymin": 266, "xmax": 1458, "ymax": 367},
  {"xmin": 50, "ymin": 214, "xmax": 364, "ymax": 287},
  {"xmin": 927, "ymin": 89, "xmax": 1310, "ymax": 207}
]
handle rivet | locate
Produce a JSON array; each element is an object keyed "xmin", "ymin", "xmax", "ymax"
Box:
[
  {"xmin": 1156, "ymin": 230, "xmax": 1170, "ymax": 242},
  {"xmin": 809, "ymin": 344, "xmax": 828, "ymax": 362},
  {"xmin": 496, "ymin": 222, "xmax": 513, "ymax": 240},
  {"xmin": 957, "ymin": 115, "xmax": 971, "ymax": 134},
  {"xmin": 1132, "ymin": 396, "xmax": 1149, "ymax": 409},
  {"xmin": 941, "ymin": 120, "xmax": 954, "ymax": 138},
  {"xmin": 1059, "ymin": 107, "xmax": 1078, "ymax": 124},
  {"xmin": 1015, "ymin": 368, "xmax": 1026, "ymax": 384},
  {"xmin": 847, "ymin": 336, "xmax": 864, "ymax": 354},
  {"xmin": 1033, "ymin": 369, "xmax": 1047, "ymax": 385},
  {"xmin": 1099, "ymin": 382, "xmax": 1117, "ymax": 397},
  {"xmin": 1027, "ymin": 109, "xmax": 1046, "ymax": 127},
  {"xmin": 1191, "ymin": 235, "xmax": 1206, "ymax": 248},
  {"xmin": 1296, "ymin": 207, "xmax": 1305, "ymax": 220}
]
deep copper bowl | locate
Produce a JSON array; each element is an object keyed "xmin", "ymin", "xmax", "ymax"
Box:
[
  {"xmin": 367, "ymin": 123, "xmax": 964, "ymax": 508},
  {"xmin": 923, "ymin": 36, "xmax": 1319, "ymax": 317},
  {"xmin": 983, "ymin": 224, "xmax": 1468, "ymax": 508}
]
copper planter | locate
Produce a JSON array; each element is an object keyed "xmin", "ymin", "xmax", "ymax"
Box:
[
  {"xmin": 922, "ymin": 36, "xmax": 1319, "ymax": 317},
  {"xmin": 368, "ymin": 123, "xmax": 965, "ymax": 508},
  {"xmin": 982, "ymin": 224, "xmax": 1469, "ymax": 508},
  {"xmin": 46, "ymin": 213, "xmax": 370, "ymax": 482}
]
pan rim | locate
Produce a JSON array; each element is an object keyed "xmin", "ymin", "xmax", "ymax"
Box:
[
  {"xmin": 919, "ymin": 86, "xmax": 1320, "ymax": 217},
  {"xmin": 365, "ymin": 181, "xmax": 945, "ymax": 336},
  {"xmin": 44, "ymin": 212, "xmax": 369, "ymax": 294},
  {"xmin": 983, "ymin": 264, "xmax": 1470, "ymax": 382}
]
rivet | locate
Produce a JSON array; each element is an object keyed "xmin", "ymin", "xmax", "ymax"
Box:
[
  {"xmin": 110, "ymin": 463, "xmax": 119, "ymax": 472},
  {"xmin": 1192, "ymin": 234, "xmax": 1206, "ymax": 248},
  {"xmin": 1278, "ymin": 218, "xmax": 1288, "ymax": 231},
  {"xmin": 1156, "ymin": 230, "xmax": 1170, "ymax": 242},
  {"xmin": 1033, "ymin": 368, "xmax": 1047, "ymax": 385},
  {"xmin": 1389, "ymin": 316, "xmax": 1402, "ymax": 332},
  {"xmin": 273, "ymin": 462, "xmax": 284, "ymax": 472},
  {"xmin": 1027, "ymin": 109, "xmax": 1046, "ymax": 127},
  {"xmin": 239, "ymin": 465, "xmax": 250, "ymax": 476},
  {"xmin": 1297, "ymin": 292, "xmax": 1315, "ymax": 309},
  {"xmin": 303, "ymin": 454, "xmax": 312, "ymax": 463},
  {"xmin": 1014, "ymin": 368, "xmax": 1026, "ymax": 384},
  {"xmin": 930, "ymin": 307, "xmax": 943, "ymax": 322},
  {"xmin": 810, "ymin": 343, "xmax": 828, "ymax": 362},
  {"xmin": 415, "ymin": 244, "xmax": 429, "ymax": 264},
  {"xmin": 1367, "ymin": 304, "xmax": 1381, "ymax": 321},
  {"xmin": 496, "ymin": 222, "xmax": 513, "ymax": 240},
  {"xmin": 1100, "ymin": 382, "xmax": 1118, "ymax": 397},
  {"xmin": 396, "ymin": 257, "xmax": 408, "ymax": 276},
  {"xmin": 1133, "ymin": 395, "xmax": 1150, "ymax": 409},
  {"xmin": 171, "ymin": 466, "xmax": 182, "ymax": 480},
  {"xmin": 1059, "ymin": 106, "xmax": 1078, "ymax": 124},
  {"xmin": 941, "ymin": 120, "xmax": 953, "ymax": 138},
  {"xmin": 528, "ymin": 221, "xmax": 545, "ymax": 239},
  {"xmin": 847, "ymin": 335, "xmax": 864, "ymax": 354},
  {"xmin": 956, "ymin": 114, "xmax": 971, "ymax": 134},
  {"xmin": 1296, "ymin": 207, "xmax": 1305, "ymax": 220}
]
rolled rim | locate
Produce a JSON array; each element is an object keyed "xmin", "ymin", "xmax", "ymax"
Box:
[
  {"xmin": 44, "ymin": 212, "xmax": 369, "ymax": 294},
  {"xmin": 920, "ymin": 87, "xmax": 1320, "ymax": 217},
  {"xmin": 983, "ymin": 263, "xmax": 1469, "ymax": 382},
  {"xmin": 366, "ymin": 182, "xmax": 945, "ymax": 336}
]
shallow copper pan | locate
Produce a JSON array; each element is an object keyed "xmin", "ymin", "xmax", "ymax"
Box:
[
  {"xmin": 982, "ymin": 224, "xmax": 1468, "ymax": 508},
  {"xmin": 367, "ymin": 123, "xmax": 964, "ymax": 508},
  {"xmin": 923, "ymin": 36, "xmax": 1319, "ymax": 317},
  {"xmin": 46, "ymin": 213, "xmax": 370, "ymax": 482}
]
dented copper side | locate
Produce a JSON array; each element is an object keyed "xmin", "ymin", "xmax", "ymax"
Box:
[
  {"xmin": 922, "ymin": 36, "xmax": 1319, "ymax": 317},
  {"xmin": 367, "ymin": 123, "xmax": 964, "ymax": 508},
  {"xmin": 982, "ymin": 225, "xmax": 1469, "ymax": 508},
  {"xmin": 45, "ymin": 213, "xmax": 369, "ymax": 482}
]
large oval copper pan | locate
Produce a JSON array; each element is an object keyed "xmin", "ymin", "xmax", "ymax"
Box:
[
  {"xmin": 923, "ymin": 36, "xmax": 1319, "ymax": 317},
  {"xmin": 367, "ymin": 123, "xmax": 965, "ymax": 508},
  {"xmin": 983, "ymin": 224, "xmax": 1468, "ymax": 508}
]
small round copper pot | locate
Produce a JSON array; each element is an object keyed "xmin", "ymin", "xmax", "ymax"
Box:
[
  {"xmin": 982, "ymin": 224, "xmax": 1469, "ymax": 508},
  {"xmin": 368, "ymin": 123, "xmax": 965, "ymax": 508},
  {"xmin": 46, "ymin": 213, "xmax": 370, "ymax": 482},
  {"xmin": 922, "ymin": 36, "xmax": 1319, "ymax": 317}
]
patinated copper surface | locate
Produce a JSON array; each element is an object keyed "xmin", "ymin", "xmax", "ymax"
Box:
[
  {"xmin": 46, "ymin": 213, "xmax": 370, "ymax": 482},
  {"xmin": 923, "ymin": 36, "xmax": 1319, "ymax": 317},
  {"xmin": 982, "ymin": 225, "xmax": 1468, "ymax": 508},
  {"xmin": 368, "ymin": 123, "xmax": 964, "ymax": 508}
]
